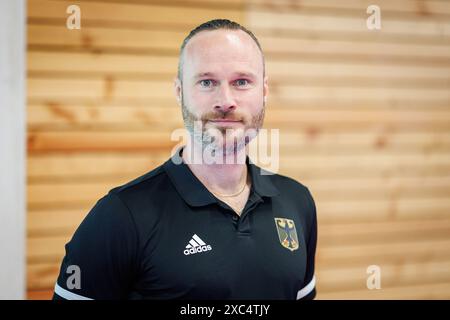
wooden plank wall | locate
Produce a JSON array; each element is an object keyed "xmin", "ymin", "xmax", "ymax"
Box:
[{"xmin": 26, "ymin": 0, "xmax": 450, "ymax": 299}]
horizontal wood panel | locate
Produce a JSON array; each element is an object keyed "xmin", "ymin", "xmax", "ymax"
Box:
[
  {"xmin": 27, "ymin": 263, "xmax": 60, "ymax": 291},
  {"xmin": 28, "ymin": 24, "xmax": 185, "ymax": 52},
  {"xmin": 28, "ymin": 153, "xmax": 168, "ymax": 179},
  {"xmin": 27, "ymin": 131, "xmax": 178, "ymax": 152},
  {"xmin": 317, "ymin": 260, "xmax": 450, "ymax": 292},
  {"xmin": 319, "ymin": 219, "xmax": 450, "ymax": 246},
  {"xmin": 318, "ymin": 238, "xmax": 450, "ymax": 266},
  {"xmin": 317, "ymin": 281, "xmax": 450, "ymax": 299},
  {"xmin": 248, "ymin": 10, "xmax": 450, "ymax": 37},
  {"xmin": 259, "ymin": 35, "xmax": 450, "ymax": 62},
  {"xmin": 248, "ymin": 0, "xmax": 450, "ymax": 16},
  {"xmin": 318, "ymin": 198, "xmax": 450, "ymax": 223},
  {"xmin": 266, "ymin": 60, "xmax": 450, "ymax": 80},
  {"xmin": 27, "ymin": 78, "xmax": 173, "ymax": 100},
  {"xmin": 29, "ymin": 0, "xmax": 243, "ymax": 26},
  {"xmin": 28, "ymin": 235, "xmax": 69, "ymax": 262},
  {"xmin": 28, "ymin": 208, "xmax": 88, "ymax": 235},
  {"xmin": 28, "ymin": 52, "xmax": 177, "ymax": 74},
  {"xmin": 27, "ymin": 290, "xmax": 54, "ymax": 300}
]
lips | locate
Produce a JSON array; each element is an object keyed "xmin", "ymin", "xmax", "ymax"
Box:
[{"xmin": 209, "ymin": 119, "xmax": 241, "ymax": 123}]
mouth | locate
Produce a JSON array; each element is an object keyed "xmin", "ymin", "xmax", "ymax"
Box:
[
  {"xmin": 209, "ymin": 119, "xmax": 242, "ymax": 123},
  {"xmin": 208, "ymin": 119, "xmax": 243, "ymax": 127}
]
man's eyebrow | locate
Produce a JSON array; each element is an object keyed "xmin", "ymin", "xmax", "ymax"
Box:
[
  {"xmin": 234, "ymin": 72, "xmax": 257, "ymax": 78},
  {"xmin": 193, "ymin": 72, "xmax": 215, "ymax": 79},
  {"xmin": 193, "ymin": 72, "xmax": 257, "ymax": 79}
]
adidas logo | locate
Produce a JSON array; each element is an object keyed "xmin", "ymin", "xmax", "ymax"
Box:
[{"xmin": 183, "ymin": 234, "xmax": 212, "ymax": 256}]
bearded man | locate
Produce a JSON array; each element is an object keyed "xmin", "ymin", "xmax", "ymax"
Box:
[{"xmin": 53, "ymin": 19, "xmax": 317, "ymax": 301}]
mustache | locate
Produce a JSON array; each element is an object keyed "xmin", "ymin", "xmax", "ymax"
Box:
[{"xmin": 200, "ymin": 110, "xmax": 245, "ymax": 122}]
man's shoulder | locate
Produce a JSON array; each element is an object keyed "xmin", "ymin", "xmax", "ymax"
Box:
[
  {"xmin": 110, "ymin": 162, "xmax": 167, "ymax": 194},
  {"xmin": 105, "ymin": 159, "xmax": 174, "ymax": 208},
  {"xmin": 259, "ymin": 167, "xmax": 317, "ymax": 231},
  {"xmin": 88, "ymin": 159, "xmax": 177, "ymax": 231},
  {"xmin": 257, "ymin": 166, "xmax": 316, "ymax": 212}
]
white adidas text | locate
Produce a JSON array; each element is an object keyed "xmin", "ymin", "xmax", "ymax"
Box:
[{"xmin": 184, "ymin": 234, "xmax": 212, "ymax": 256}]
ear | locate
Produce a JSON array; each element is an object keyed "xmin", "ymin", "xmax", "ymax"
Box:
[
  {"xmin": 174, "ymin": 77, "xmax": 182, "ymax": 107},
  {"xmin": 263, "ymin": 75, "xmax": 269, "ymax": 104}
]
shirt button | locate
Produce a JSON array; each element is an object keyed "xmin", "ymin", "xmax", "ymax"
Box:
[{"xmin": 232, "ymin": 215, "xmax": 239, "ymax": 221}]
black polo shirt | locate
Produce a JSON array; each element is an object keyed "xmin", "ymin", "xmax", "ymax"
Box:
[{"xmin": 53, "ymin": 147, "xmax": 317, "ymax": 300}]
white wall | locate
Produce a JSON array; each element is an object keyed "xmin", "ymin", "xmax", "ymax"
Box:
[{"xmin": 0, "ymin": 0, "xmax": 27, "ymax": 299}]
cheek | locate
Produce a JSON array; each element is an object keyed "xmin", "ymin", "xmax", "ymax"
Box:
[
  {"xmin": 240, "ymin": 91, "xmax": 264, "ymax": 112},
  {"xmin": 185, "ymin": 90, "xmax": 210, "ymax": 109}
]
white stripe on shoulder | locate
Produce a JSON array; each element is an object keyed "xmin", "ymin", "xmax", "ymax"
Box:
[
  {"xmin": 296, "ymin": 275, "xmax": 316, "ymax": 300},
  {"xmin": 54, "ymin": 283, "xmax": 94, "ymax": 300}
]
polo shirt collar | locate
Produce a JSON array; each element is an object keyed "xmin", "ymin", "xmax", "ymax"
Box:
[{"xmin": 163, "ymin": 147, "xmax": 279, "ymax": 207}]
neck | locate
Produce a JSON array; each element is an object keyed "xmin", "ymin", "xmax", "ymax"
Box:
[{"xmin": 182, "ymin": 140, "xmax": 248, "ymax": 195}]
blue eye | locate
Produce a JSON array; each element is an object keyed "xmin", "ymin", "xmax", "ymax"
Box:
[
  {"xmin": 199, "ymin": 79, "xmax": 214, "ymax": 88},
  {"xmin": 235, "ymin": 79, "xmax": 249, "ymax": 86}
]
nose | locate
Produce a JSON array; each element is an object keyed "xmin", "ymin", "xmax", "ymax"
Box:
[{"xmin": 214, "ymin": 83, "xmax": 236, "ymax": 113}]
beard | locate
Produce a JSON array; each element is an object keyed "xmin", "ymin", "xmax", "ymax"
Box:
[{"xmin": 181, "ymin": 94, "xmax": 265, "ymax": 159}]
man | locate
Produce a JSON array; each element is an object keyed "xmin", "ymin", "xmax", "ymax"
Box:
[{"xmin": 53, "ymin": 19, "xmax": 317, "ymax": 300}]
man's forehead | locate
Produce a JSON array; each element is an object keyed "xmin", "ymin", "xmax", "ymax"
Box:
[
  {"xmin": 183, "ymin": 29, "xmax": 263, "ymax": 69},
  {"xmin": 185, "ymin": 29, "xmax": 259, "ymax": 54}
]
